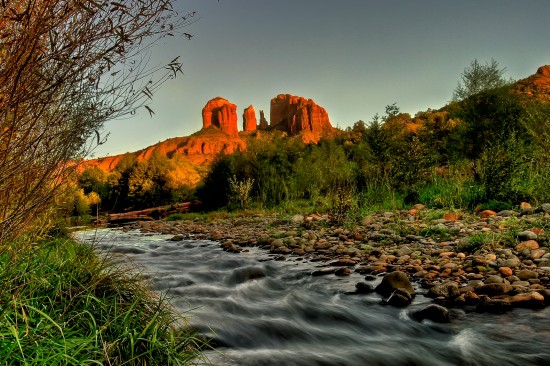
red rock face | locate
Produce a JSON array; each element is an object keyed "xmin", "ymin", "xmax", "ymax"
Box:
[
  {"xmin": 242, "ymin": 105, "xmax": 257, "ymax": 132},
  {"xmin": 269, "ymin": 94, "xmax": 333, "ymax": 140},
  {"xmin": 259, "ymin": 110, "xmax": 269, "ymax": 129},
  {"xmin": 516, "ymin": 65, "xmax": 550, "ymax": 101},
  {"xmin": 202, "ymin": 97, "xmax": 238, "ymax": 136}
]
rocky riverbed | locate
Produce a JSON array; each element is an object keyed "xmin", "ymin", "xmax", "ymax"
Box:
[{"xmin": 127, "ymin": 203, "xmax": 550, "ymax": 320}]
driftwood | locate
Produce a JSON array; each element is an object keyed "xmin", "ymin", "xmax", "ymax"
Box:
[{"xmin": 107, "ymin": 202, "xmax": 198, "ymax": 223}]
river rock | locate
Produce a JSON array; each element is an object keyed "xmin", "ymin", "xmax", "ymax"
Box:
[
  {"xmin": 541, "ymin": 203, "xmax": 550, "ymax": 213},
  {"xmin": 518, "ymin": 230, "xmax": 538, "ymax": 241},
  {"xmin": 375, "ymin": 271, "xmax": 415, "ymax": 298},
  {"xmin": 475, "ymin": 283, "xmax": 513, "ymax": 297},
  {"xmin": 411, "ymin": 304, "xmax": 450, "ymax": 323},
  {"xmin": 428, "ymin": 282, "xmax": 460, "ymax": 299},
  {"xmin": 516, "ymin": 269, "xmax": 539, "ymax": 281},
  {"xmin": 386, "ymin": 288, "xmax": 413, "ymax": 307},
  {"xmin": 477, "ymin": 297, "xmax": 513, "ymax": 313},
  {"xmin": 505, "ymin": 292, "xmax": 545, "ymax": 308},
  {"xmin": 355, "ymin": 282, "xmax": 374, "ymax": 294}
]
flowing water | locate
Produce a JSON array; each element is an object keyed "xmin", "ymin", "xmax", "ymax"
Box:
[{"xmin": 76, "ymin": 229, "xmax": 550, "ymax": 366}]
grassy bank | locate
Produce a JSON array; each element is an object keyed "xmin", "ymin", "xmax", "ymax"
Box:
[{"xmin": 0, "ymin": 236, "xmax": 203, "ymax": 365}]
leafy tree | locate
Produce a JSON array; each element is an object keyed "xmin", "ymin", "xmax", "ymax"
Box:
[
  {"xmin": 0, "ymin": 1, "xmax": 194, "ymax": 243},
  {"xmin": 452, "ymin": 59, "xmax": 510, "ymax": 101}
]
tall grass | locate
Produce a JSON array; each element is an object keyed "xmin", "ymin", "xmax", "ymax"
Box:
[{"xmin": 0, "ymin": 237, "xmax": 204, "ymax": 365}]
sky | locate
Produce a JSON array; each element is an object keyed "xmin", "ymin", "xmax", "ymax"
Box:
[{"xmin": 91, "ymin": 0, "xmax": 550, "ymax": 157}]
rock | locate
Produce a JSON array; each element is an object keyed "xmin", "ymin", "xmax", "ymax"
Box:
[
  {"xmin": 375, "ymin": 271, "xmax": 415, "ymax": 298},
  {"xmin": 311, "ymin": 268, "xmax": 336, "ymax": 276},
  {"xmin": 170, "ymin": 235, "xmax": 184, "ymax": 241},
  {"xmin": 412, "ymin": 204, "xmax": 426, "ymax": 210},
  {"xmin": 291, "ymin": 214, "xmax": 304, "ymax": 224},
  {"xmin": 505, "ymin": 292, "xmax": 545, "ymax": 308},
  {"xmin": 428, "ymin": 283, "xmax": 460, "ymax": 299},
  {"xmin": 497, "ymin": 210, "xmax": 515, "ymax": 217},
  {"xmin": 258, "ymin": 110, "xmax": 269, "ymax": 129},
  {"xmin": 242, "ymin": 105, "xmax": 257, "ymax": 132},
  {"xmin": 479, "ymin": 210, "xmax": 497, "ymax": 218},
  {"xmin": 269, "ymin": 94, "xmax": 334, "ymax": 142},
  {"xmin": 485, "ymin": 275, "xmax": 504, "ymax": 284},
  {"xmin": 500, "ymin": 258, "xmax": 522, "ymax": 268},
  {"xmin": 270, "ymin": 238, "xmax": 285, "ymax": 249},
  {"xmin": 335, "ymin": 267, "xmax": 351, "ymax": 276},
  {"xmin": 516, "ymin": 240, "xmax": 539, "ymax": 251},
  {"xmin": 516, "ymin": 269, "xmax": 539, "ymax": 281},
  {"xmin": 386, "ymin": 288, "xmax": 413, "ymax": 307},
  {"xmin": 499, "ymin": 267, "xmax": 513, "ymax": 277},
  {"xmin": 475, "ymin": 283, "xmax": 513, "ymax": 297},
  {"xmin": 397, "ymin": 246, "xmax": 413, "ymax": 257},
  {"xmin": 520, "ymin": 202, "xmax": 532, "ymax": 209},
  {"xmin": 329, "ymin": 258, "xmax": 356, "ymax": 266},
  {"xmin": 411, "ymin": 304, "xmax": 450, "ymax": 323},
  {"xmin": 477, "ymin": 297, "xmax": 513, "ymax": 314},
  {"xmin": 444, "ymin": 213, "xmax": 460, "ymax": 221},
  {"xmin": 361, "ymin": 216, "xmax": 376, "ymax": 226},
  {"xmin": 202, "ymin": 97, "xmax": 238, "ymax": 136},
  {"xmin": 518, "ymin": 230, "xmax": 538, "ymax": 241},
  {"xmin": 541, "ymin": 203, "xmax": 550, "ymax": 214},
  {"xmin": 355, "ymin": 282, "xmax": 374, "ymax": 293}
]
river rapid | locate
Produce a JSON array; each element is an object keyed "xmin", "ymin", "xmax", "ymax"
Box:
[{"xmin": 75, "ymin": 228, "xmax": 550, "ymax": 366}]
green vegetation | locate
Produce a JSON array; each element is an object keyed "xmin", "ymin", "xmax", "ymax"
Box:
[{"xmin": 0, "ymin": 237, "xmax": 203, "ymax": 365}]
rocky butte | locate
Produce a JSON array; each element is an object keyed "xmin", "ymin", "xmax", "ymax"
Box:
[
  {"xmin": 202, "ymin": 97, "xmax": 239, "ymax": 137},
  {"xmin": 270, "ymin": 94, "xmax": 335, "ymax": 142}
]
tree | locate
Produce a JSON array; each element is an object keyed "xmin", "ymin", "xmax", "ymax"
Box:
[
  {"xmin": 0, "ymin": 1, "xmax": 194, "ymax": 243},
  {"xmin": 452, "ymin": 59, "xmax": 510, "ymax": 101}
]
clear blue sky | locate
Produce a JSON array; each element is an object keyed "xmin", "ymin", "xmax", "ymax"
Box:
[{"xmin": 91, "ymin": 0, "xmax": 550, "ymax": 157}]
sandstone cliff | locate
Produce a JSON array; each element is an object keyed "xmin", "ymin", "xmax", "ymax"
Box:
[
  {"xmin": 243, "ymin": 105, "xmax": 257, "ymax": 132},
  {"xmin": 202, "ymin": 97, "xmax": 239, "ymax": 137},
  {"xmin": 269, "ymin": 94, "xmax": 334, "ymax": 142},
  {"xmin": 516, "ymin": 65, "xmax": 550, "ymax": 101}
]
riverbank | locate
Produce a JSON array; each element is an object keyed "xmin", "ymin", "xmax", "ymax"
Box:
[
  {"xmin": 132, "ymin": 204, "xmax": 550, "ymax": 315},
  {"xmin": 0, "ymin": 237, "xmax": 203, "ymax": 365}
]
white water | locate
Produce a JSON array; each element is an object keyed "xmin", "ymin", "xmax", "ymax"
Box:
[{"xmin": 76, "ymin": 228, "xmax": 550, "ymax": 366}]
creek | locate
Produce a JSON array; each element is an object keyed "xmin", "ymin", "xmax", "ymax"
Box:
[{"xmin": 75, "ymin": 228, "xmax": 550, "ymax": 366}]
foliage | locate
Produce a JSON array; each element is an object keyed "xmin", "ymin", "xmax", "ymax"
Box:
[
  {"xmin": 228, "ymin": 175, "xmax": 255, "ymax": 209},
  {"xmin": 0, "ymin": 237, "xmax": 203, "ymax": 365},
  {"xmin": 0, "ymin": 0, "xmax": 194, "ymax": 244},
  {"xmin": 452, "ymin": 59, "xmax": 510, "ymax": 101}
]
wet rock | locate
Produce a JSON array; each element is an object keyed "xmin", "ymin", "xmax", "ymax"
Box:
[
  {"xmin": 375, "ymin": 271, "xmax": 415, "ymax": 298},
  {"xmin": 311, "ymin": 268, "xmax": 336, "ymax": 276},
  {"xmin": 329, "ymin": 258, "xmax": 357, "ymax": 266},
  {"xmin": 355, "ymin": 282, "xmax": 374, "ymax": 293},
  {"xmin": 386, "ymin": 288, "xmax": 413, "ymax": 307},
  {"xmin": 411, "ymin": 304, "xmax": 450, "ymax": 323},
  {"xmin": 505, "ymin": 292, "xmax": 545, "ymax": 308},
  {"xmin": 428, "ymin": 282, "xmax": 460, "ymax": 299},
  {"xmin": 475, "ymin": 283, "xmax": 513, "ymax": 297},
  {"xmin": 335, "ymin": 267, "xmax": 351, "ymax": 276},
  {"xmin": 170, "ymin": 235, "xmax": 185, "ymax": 241},
  {"xmin": 477, "ymin": 297, "xmax": 513, "ymax": 313}
]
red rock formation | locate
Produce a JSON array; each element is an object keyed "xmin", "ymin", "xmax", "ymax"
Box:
[
  {"xmin": 269, "ymin": 94, "xmax": 333, "ymax": 141},
  {"xmin": 242, "ymin": 105, "xmax": 257, "ymax": 132},
  {"xmin": 259, "ymin": 110, "xmax": 269, "ymax": 129},
  {"xmin": 516, "ymin": 65, "xmax": 550, "ymax": 101},
  {"xmin": 202, "ymin": 97, "xmax": 238, "ymax": 136}
]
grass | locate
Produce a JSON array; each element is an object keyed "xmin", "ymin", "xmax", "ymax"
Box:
[{"xmin": 0, "ymin": 237, "xmax": 205, "ymax": 365}]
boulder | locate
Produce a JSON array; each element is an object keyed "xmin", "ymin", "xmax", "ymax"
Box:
[
  {"xmin": 505, "ymin": 292, "xmax": 545, "ymax": 308},
  {"xmin": 202, "ymin": 97, "xmax": 238, "ymax": 136},
  {"xmin": 242, "ymin": 105, "xmax": 257, "ymax": 132},
  {"xmin": 386, "ymin": 288, "xmax": 413, "ymax": 307},
  {"xmin": 375, "ymin": 271, "xmax": 415, "ymax": 298},
  {"xmin": 355, "ymin": 282, "xmax": 374, "ymax": 294},
  {"xmin": 411, "ymin": 304, "xmax": 450, "ymax": 323},
  {"xmin": 475, "ymin": 283, "xmax": 513, "ymax": 297}
]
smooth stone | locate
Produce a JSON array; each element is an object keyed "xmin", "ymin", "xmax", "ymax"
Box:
[
  {"xmin": 411, "ymin": 304, "xmax": 450, "ymax": 323},
  {"xmin": 375, "ymin": 271, "xmax": 415, "ymax": 298}
]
